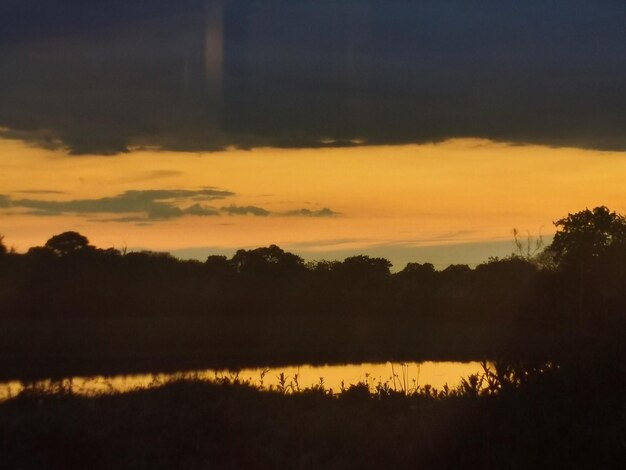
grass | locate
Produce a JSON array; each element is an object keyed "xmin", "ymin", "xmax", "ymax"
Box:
[
  {"xmin": 1, "ymin": 360, "xmax": 624, "ymax": 470},
  {"xmin": 2, "ymin": 360, "xmax": 528, "ymax": 403},
  {"xmin": 1, "ymin": 310, "xmax": 623, "ymax": 468}
]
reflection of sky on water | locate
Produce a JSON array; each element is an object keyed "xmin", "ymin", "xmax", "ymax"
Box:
[{"xmin": 0, "ymin": 362, "xmax": 483, "ymax": 400}]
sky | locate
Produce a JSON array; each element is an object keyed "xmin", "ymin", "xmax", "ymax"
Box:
[{"xmin": 1, "ymin": 0, "xmax": 625, "ymax": 269}]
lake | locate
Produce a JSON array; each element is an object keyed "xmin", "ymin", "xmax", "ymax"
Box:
[{"xmin": 0, "ymin": 361, "xmax": 485, "ymax": 400}]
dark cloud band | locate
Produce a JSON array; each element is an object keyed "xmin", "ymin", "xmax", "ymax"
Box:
[{"xmin": 1, "ymin": 0, "xmax": 625, "ymax": 154}]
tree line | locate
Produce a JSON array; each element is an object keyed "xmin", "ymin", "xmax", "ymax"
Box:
[{"xmin": 1, "ymin": 207, "xmax": 625, "ymax": 332}]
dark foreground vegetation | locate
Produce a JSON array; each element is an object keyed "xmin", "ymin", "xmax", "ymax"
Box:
[
  {"xmin": 1, "ymin": 206, "xmax": 626, "ymax": 468},
  {"xmin": 1, "ymin": 357, "xmax": 625, "ymax": 470}
]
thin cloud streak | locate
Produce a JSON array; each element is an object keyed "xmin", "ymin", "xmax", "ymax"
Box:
[
  {"xmin": 0, "ymin": 189, "xmax": 341, "ymax": 222},
  {"xmin": 16, "ymin": 190, "xmax": 66, "ymax": 195},
  {"xmin": 281, "ymin": 208, "xmax": 340, "ymax": 218},
  {"xmin": 221, "ymin": 205, "xmax": 271, "ymax": 217}
]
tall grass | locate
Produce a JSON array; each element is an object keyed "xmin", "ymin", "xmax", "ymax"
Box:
[{"xmin": 4, "ymin": 359, "xmax": 552, "ymax": 403}]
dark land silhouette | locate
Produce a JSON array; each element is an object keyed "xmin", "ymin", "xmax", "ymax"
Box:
[
  {"xmin": 1, "ymin": 206, "xmax": 626, "ymax": 468},
  {"xmin": 1, "ymin": 355, "xmax": 624, "ymax": 469},
  {"xmin": 1, "ymin": 207, "xmax": 626, "ymax": 379}
]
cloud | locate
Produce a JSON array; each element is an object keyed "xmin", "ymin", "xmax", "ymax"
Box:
[
  {"xmin": 288, "ymin": 238, "xmax": 365, "ymax": 249},
  {"xmin": 220, "ymin": 205, "xmax": 339, "ymax": 217},
  {"xmin": 282, "ymin": 208, "xmax": 339, "ymax": 217},
  {"xmin": 127, "ymin": 170, "xmax": 185, "ymax": 182},
  {"xmin": 0, "ymin": 188, "xmax": 233, "ymax": 221},
  {"xmin": 15, "ymin": 190, "xmax": 66, "ymax": 195},
  {"xmin": 221, "ymin": 205, "xmax": 271, "ymax": 217},
  {"xmin": 97, "ymin": 216, "xmax": 154, "ymax": 224},
  {"xmin": 0, "ymin": 127, "xmax": 65, "ymax": 151},
  {"xmin": 25, "ymin": 210, "xmax": 63, "ymax": 217},
  {"xmin": 184, "ymin": 204, "xmax": 220, "ymax": 217},
  {"xmin": 0, "ymin": 0, "xmax": 625, "ymax": 154},
  {"xmin": 0, "ymin": 188, "xmax": 339, "ymax": 221}
]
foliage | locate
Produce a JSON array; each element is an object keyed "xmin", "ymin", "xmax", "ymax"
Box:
[
  {"xmin": 2, "ymin": 208, "xmax": 626, "ymax": 468},
  {"xmin": 2, "ymin": 355, "xmax": 624, "ymax": 470},
  {"xmin": 44, "ymin": 231, "xmax": 93, "ymax": 257},
  {"xmin": 550, "ymin": 206, "xmax": 626, "ymax": 269},
  {"xmin": 1, "ymin": 207, "xmax": 626, "ymax": 378},
  {"xmin": 231, "ymin": 244, "xmax": 305, "ymax": 278}
]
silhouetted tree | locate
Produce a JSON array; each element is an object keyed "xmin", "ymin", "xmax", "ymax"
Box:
[
  {"xmin": 339, "ymin": 255, "xmax": 391, "ymax": 280},
  {"xmin": 230, "ymin": 245, "xmax": 305, "ymax": 279},
  {"xmin": 550, "ymin": 206, "xmax": 626, "ymax": 271},
  {"xmin": 392, "ymin": 263, "xmax": 437, "ymax": 317},
  {"xmin": 474, "ymin": 257, "xmax": 538, "ymax": 321},
  {"xmin": 397, "ymin": 262, "xmax": 435, "ymax": 279},
  {"xmin": 548, "ymin": 206, "xmax": 626, "ymax": 323},
  {"xmin": 440, "ymin": 264, "xmax": 471, "ymax": 278},
  {"xmin": 205, "ymin": 255, "xmax": 231, "ymax": 274},
  {"xmin": 0, "ymin": 235, "xmax": 6, "ymax": 255},
  {"xmin": 309, "ymin": 260, "xmax": 341, "ymax": 273},
  {"xmin": 336, "ymin": 256, "xmax": 392, "ymax": 314},
  {"xmin": 44, "ymin": 231, "xmax": 93, "ymax": 257},
  {"xmin": 26, "ymin": 246, "xmax": 57, "ymax": 262},
  {"xmin": 436, "ymin": 264, "xmax": 473, "ymax": 312}
]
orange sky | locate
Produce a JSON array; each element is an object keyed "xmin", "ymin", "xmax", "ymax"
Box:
[{"xmin": 1, "ymin": 137, "xmax": 625, "ymax": 268}]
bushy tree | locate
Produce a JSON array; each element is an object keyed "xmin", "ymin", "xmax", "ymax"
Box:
[
  {"xmin": 550, "ymin": 206, "xmax": 626, "ymax": 270},
  {"xmin": 230, "ymin": 245, "xmax": 305, "ymax": 279},
  {"xmin": 339, "ymin": 255, "xmax": 392, "ymax": 283},
  {"xmin": 398, "ymin": 262, "xmax": 435, "ymax": 278},
  {"xmin": 546, "ymin": 207, "xmax": 626, "ymax": 321},
  {"xmin": 44, "ymin": 231, "xmax": 93, "ymax": 257}
]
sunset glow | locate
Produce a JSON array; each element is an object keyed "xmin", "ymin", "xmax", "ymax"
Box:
[{"xmin": 2, "ymin": 137, "xmax": 625, "ymax": 267}]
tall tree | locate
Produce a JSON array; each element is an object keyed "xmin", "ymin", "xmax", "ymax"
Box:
[
  {"xmin": 550, "ymin": 206, "xmax": 626, "ymax": 270},
  {"xmin": 549, "ymin": 207, "xmax": 626, "ymax": 321},
  {"xmin": 44, "ymin": 231, "xmax": 93, "ymax": 257}
]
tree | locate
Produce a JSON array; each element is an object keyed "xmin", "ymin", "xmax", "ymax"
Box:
[
  {"xmin": 205, "ymin": 255, "xmax": 233, "ymax": 277},
  {"xmin": 512, "ymin": 228, "xmax": 544, "ymax": 262},
  {"xmin": 398, "ymin": 262, "xmax": 435, "ymax": 279},
  {"xmin": 0, "ymin": 235, "xmax": 6, "ymax": 255},
  {"xmin": 44, "ymin": 231, "xmax": 93, "ymax": 257},
  {"xmin": 230, "ymin": 245, "xmax": 305, "ymax": 279},
  {"xmin": 550, "ymin": 206, "xmax": 626, "ymax": 270},
  {"xmin": 339, "ymin": 255, "xmax": 392, "ymax": 285},
  {"xmin": 548, "ymin": 207, "xmax": 626, "ymax": 321}
]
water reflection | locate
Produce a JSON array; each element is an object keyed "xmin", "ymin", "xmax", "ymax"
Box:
[{"xmin": 0, "ymin": 361, "xmax": 483, "ymax": 401}]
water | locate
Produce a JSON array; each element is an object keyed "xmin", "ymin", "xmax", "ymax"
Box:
[{"xmin": 0, "ymin": 361, "xmax": 485, "ymax": 400}]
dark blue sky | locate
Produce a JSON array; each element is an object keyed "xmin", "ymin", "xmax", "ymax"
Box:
[{"xmin": 1, "ymin": 0, "xmax": 625, "ymax": 154}]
